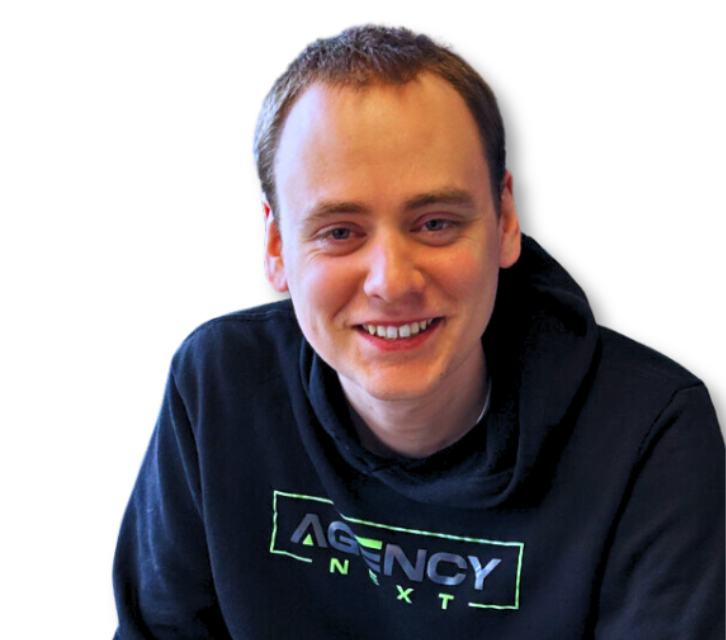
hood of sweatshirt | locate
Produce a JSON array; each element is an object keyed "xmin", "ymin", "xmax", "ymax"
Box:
[{"xmin": 299, "ymin": 235, "xmax": 600, "ymax": 509}]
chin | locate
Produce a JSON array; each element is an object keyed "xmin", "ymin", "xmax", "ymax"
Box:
[{"xmin": 343, "ymin": 370, "xmax": 441, "ymax": 403}]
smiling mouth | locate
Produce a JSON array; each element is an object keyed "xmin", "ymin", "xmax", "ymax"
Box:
[{"xmin": 358, "ymin": 318, "xmax": 438, "ymax": 340}]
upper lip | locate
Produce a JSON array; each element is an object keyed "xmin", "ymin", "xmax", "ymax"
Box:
[{"xmin": 355, "ymin": 317, "xmax": 438, "ymax": 327}]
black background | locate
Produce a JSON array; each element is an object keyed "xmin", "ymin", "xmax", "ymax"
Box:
[{"xmin": 106, "ymin": 10, "xmax": 724, "ymax": 632}]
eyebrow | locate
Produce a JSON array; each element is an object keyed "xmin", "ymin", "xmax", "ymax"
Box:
[
  {"xmin": 302, "ymin": 188, "xmax": 476, "ymax": 222},
  {"xmin": 402, "ymin": 188, "xmax": 476, "ymax": 211}
]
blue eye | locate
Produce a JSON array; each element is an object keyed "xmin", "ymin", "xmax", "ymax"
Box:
[
  {"xmin": 330, "ymin": 228, "xmax": 351, "ymax": 240},
  {"xmin": 424, "ymin": 219, "xmax": 449, "ymax": 231}
]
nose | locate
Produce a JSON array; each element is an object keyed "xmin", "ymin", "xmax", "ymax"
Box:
[{"xmin": 362, "ymin": 231, "xmax": 425, "ymax": 302}]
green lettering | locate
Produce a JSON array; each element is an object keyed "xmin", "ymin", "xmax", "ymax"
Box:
[
  {"xmin": 438, "ymin": 593, "xmax": 455, "ymax": 610},
  {"xmin": 396, "ymin": 585, "xmax": 414, "ymax": 604},
  {"xmin": 356, "ymin": 536, "xmax": 383, "ymax": 550},
  {"xmin": 329, "ymin": 558, "xmax": 349, "ymax": 575}
]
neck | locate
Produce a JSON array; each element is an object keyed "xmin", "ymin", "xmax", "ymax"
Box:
[{"xmin": 341, "ymin": 348, "xmax": 488, "ymax": 459}]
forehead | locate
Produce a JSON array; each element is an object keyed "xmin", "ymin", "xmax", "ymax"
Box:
[{"xmin": 273, "ymin": 74, "xmax": 490, "ymax": 219}]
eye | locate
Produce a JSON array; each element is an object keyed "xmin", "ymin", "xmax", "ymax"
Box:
[
  {"xmin": 329, "ymin": 227, "xmax": 351, "ymax": 240},
  {"xmin": 413, "ymin": 216, "xmax": 464, "ymax": 246},
  {"xmin": 418, "ymin": 218, "xmax": 462, "ymax": 234},
  {"xmin": 423, "ymin": 219, "xmax": 450, "ymax": 232},
  {"xmin": 313, "ymin": 225, "xmax": 365, "ymax": 254},
  {"xmin": 314, "ymin": 226, "xmax": 356, "ymax": 242}
]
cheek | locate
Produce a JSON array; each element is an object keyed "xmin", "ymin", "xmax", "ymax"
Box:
[
  {"xmin": 436, "ymin": 245, "xmax": 499, "ymax": 296},
  {"xmin": 434, "ymin": 246, "xmax": 500, "ymax": 333},
  {"xmin": 289, "ymin": 258, "xmax": 360, "ymax": 330}
]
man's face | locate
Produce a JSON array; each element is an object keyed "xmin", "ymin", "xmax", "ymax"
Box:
[{"xmin": 265, "ymin": 74, "xmax": 520, "ymax": 404}]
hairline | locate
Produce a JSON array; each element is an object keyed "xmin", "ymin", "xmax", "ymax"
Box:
[
  {"xmin": 254, "ymin": 26, "xmax": 506, "ymax": 223},
  {"xmin": 267, "ymin": 73, "xmax": 503, "ymax": 221}
]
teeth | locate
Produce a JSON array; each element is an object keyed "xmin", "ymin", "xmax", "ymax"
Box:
[{"xmin": 363, "ymin": 319, "xmax": 435, "ymax": 340}]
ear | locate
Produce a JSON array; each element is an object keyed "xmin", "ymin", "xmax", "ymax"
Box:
[
  {"xmin": 498, "ymin": 170, "xmax": 521, "ymax": 269},
  {"xmin": 263, "ymin": 200, "xmax": 289, "ymax": 292}
]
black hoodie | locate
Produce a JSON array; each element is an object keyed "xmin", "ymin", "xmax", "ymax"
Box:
[{"xmin": 113, "ymin": 236, "xmax": 724, "ymax": 639}]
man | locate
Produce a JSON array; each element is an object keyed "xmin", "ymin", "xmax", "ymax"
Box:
[{"xmin": 113, "ymin": 25, "xmax": 724, "ymax": 638}]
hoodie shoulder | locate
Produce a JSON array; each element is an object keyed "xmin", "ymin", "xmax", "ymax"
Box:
[
  {"xmin": 597, "ymin": 326, "xmax": 702, "ymax": 392},
  {"xmin": 170, "ymin": 299, "xmax": 302, "ymax": 383}
]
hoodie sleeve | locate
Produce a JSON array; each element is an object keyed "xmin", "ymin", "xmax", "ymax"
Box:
[
  {"xmin": 593, "ymin": 384, "xmax": 725, "ymax": 640},
  {"xmin": 112, "ymin": 365, "xmax": 232, "ymax": 640}
]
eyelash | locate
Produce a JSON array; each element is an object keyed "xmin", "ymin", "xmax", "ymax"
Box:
[{"xmin": 419, "ymin": 219, "xmax": 458, "ymax": 233}]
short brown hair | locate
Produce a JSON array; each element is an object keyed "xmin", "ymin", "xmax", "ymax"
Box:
[{"xmin": 254, "ymin": 25, "xmax": 506, "ymax": 216}]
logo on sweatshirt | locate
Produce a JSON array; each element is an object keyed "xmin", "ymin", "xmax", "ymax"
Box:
[{"xmin": 270, "ymin": 490, "xmax": 524, "ymax": 611}]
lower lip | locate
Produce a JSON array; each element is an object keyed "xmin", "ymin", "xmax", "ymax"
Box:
[{"xmin": 356, "ymin": 320, "xmax": 441, "ymax": 351}]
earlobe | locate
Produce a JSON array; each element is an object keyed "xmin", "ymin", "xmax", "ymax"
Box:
[
  {"xmin": 263, "ymin": 201, "xmax": 289, "ymax": 292},
  {"xmin": 498, "ymin": 170, "xmax": 521, "ymax": 269}
]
